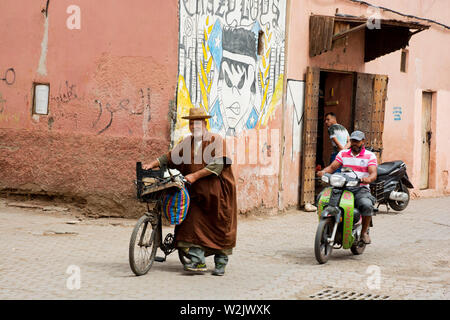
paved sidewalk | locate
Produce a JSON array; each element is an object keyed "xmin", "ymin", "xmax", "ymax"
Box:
[{"xmin": 0, "ymin": 197, "xmax": 449, "ymax": 300}]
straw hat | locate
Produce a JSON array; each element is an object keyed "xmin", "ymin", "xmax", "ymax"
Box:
[{"xmin": 181, "ymin": 107, "xmax": 212, "ymax": 120}]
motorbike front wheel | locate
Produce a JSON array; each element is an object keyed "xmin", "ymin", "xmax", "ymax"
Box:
[
  {"xmin": 314, "ymin": 218, "xmax": 334, "ymax": 264},
  {"xmin": 351, "ymin": 240, "xmax": 366, "ymax": 255}
]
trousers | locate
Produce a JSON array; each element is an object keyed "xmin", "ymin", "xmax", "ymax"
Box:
[
  {"xmin": 188, "ymin": 247, "xmax": 229, "ymax": 266},
  {"xmin": 351, "ymin": 187, "xmax": 376, "ymax": 216}
]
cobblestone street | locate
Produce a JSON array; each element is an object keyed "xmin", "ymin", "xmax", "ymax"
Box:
[{"xmin": 0, "ymin": 197, "xmax": 449, "ymax": 300}]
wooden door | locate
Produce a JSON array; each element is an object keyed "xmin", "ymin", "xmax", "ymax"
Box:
[
  {"xmin": 300, "ymin": 67, "xmax": 320, "ymax": 206},
  {"xmin": 322, "ymin": 72, "xmax": 354, "ymax": 166},
  {"xmin": 354, "ymin": 73, "xmax": 388, "ymax": 163},
  {"xmin": 420, "ymin": 92, "xmax": 432, "ymax": 189}
]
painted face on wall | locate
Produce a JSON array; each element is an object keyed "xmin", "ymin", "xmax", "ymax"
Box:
[{"xmin": 218, "ymin": 56, "xmax": 256, "ymax": 131}]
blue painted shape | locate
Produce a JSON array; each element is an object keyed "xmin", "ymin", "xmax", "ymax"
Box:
[
  {"xmin": 393, "ymin": 106, "xmax": 402, "ymax": 121},
  {"xmin": 209, "ymin": 99, "xmax": 223, "ymax": 132},
  {"xmin": 246, "ymin": 107, "xmax": 259, "ymax": 129},
  {"xmin": 251, "ymin": 21, "xmax": 261, "ymax": 37},
  {"xmin": 207, "ymin": 20, "xmax": 223, "ymax": 69}
]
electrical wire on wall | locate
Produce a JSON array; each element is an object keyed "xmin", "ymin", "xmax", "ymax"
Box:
[{"xmin": 346, "ymin": 0, "xmax": 450, "ymax": 29}]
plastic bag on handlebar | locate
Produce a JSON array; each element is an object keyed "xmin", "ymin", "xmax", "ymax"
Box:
[{"xmin": 162, "ymin": 186, "xmax": 190, "ymax": 225}]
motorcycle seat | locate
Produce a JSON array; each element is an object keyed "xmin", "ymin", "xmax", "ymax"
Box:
[{"xmin": 377, "ymin": 161, "xmax": 404, "ymax": 176}]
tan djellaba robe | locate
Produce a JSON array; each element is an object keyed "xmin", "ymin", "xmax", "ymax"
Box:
[{"xmin": 158, "ymin": 131, "xmax": 237, "ymax": 254}]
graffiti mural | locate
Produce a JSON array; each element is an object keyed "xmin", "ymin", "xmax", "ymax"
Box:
[{"xmin": 175, "ymin": 0, "xmax": 286, "ymax": 141}]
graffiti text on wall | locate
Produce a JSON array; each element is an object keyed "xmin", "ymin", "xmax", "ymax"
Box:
[
  {"xmin": 1, "ymin": 68, "xmax": 15, "ymax": 86},
  {"xmin": 92, "ymin": 88, "xmax": 151, "ymax": 135},
  {"xmin": 51, "ymin": 81, "xmax": 78, "ymax": 105},
  {"xmin": 176, "ymin": 0, "xmax": 286, "ymax": 141},
  {"xmin": 180, "ymin": 0, "xmax": 282, "ymax": 27}
]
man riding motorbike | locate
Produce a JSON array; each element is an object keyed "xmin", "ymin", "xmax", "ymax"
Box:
[{"xmin": 317, "ymin": 131, "xmax": 377, "ymax": 244}]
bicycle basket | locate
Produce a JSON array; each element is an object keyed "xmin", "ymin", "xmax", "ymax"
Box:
[
  {"xmin": 136, "ymin": 162, "xmax": 167, "ymax": 201},
  {"xmin": 135, "ymin": 162, "xmax": 186, "ymax": 204},
  {"xmin": 162, "ymin": 185, "xmax": 190, "ymax": 225}
]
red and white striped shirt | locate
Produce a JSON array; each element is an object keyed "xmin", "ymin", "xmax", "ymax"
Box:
[{"xmin": 335, "ymin": 147, "xmax": 377, "ymax": 188}]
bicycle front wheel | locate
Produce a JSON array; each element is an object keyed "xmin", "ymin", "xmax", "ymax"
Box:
[{"xmin": 129, "ymin": 214, "xmax": 159, "ymax": 276}]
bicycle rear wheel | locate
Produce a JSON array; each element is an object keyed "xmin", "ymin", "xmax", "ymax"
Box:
[{"xmin": 129, "ymin": 214, "xmax": 159, "ymax": 276}]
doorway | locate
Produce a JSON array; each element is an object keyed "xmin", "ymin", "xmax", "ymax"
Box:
[
  {"xmin": 316, "ymin": 71, "xmax": 354, "ymax": 171},
  {"xmin": 300, "ymin": 67, "xmax": 388, "ymax": 206},
  {"xmin": 420, "ymin": 91, "xmax": 433, "ymax": 189}
]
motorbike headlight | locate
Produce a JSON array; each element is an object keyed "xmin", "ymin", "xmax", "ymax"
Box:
[
  {"xmin": 346, "ymin": 180, "xmax": 359, "ymax": 187},
  {"xmin": 321, "ymin": 175, "xmax": 329, "ymax": 183},
  {"xmin": 330, "ymin": 174, "xmax": 346, "ymax": 187}
]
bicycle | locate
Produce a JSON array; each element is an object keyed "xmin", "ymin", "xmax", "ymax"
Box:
[{"xmin": 128, "ymin": 162, "xmax": 191, "ymax": 276}]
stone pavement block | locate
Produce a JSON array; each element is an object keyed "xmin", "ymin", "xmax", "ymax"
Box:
[{"xmin": 0, "ymin": 197, "xmax": 449, "ymax": 299}]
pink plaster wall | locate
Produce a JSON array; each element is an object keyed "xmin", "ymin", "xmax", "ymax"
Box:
[
  {"xmin": 0, "ymin": 0, "xmax": 179, "ymax": 216},
  {"xmin": 362, "ymin": 0, "xmax": 450, "ymax": 196},
  {"xmin": 281, "ymin": 0, "xmax": 450, "ymax": 208},
  {"xmin": 1, "ymin": 0, "xmax": 448, "ymax": 218}
]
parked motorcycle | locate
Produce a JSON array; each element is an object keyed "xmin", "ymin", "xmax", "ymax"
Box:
[
  {"xmin": 370, "ymin": 160, "xmax": 414, "ymax": 212},
  {"xmin": 314, "ymin": 169, "xmax": 368, "ymax": 264}
]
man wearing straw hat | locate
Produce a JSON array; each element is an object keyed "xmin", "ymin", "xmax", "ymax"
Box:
[{"xmin": 143, "ymin": 107, "xmax": 237, "ymax": 276}]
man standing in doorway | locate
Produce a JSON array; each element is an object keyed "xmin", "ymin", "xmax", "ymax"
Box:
[{"xmin": 324, "ymin": 112, "xmax": 350, "ymax": 171}]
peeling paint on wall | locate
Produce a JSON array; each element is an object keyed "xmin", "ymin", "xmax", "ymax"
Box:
[{"xmin": 37, "ymin": 1, "xmax": 50, "ymax": 76}]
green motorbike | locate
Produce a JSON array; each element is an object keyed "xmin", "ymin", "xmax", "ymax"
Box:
[{"xmin": 314, "ymin": 169, "xmax": 370, "ymax": 264}]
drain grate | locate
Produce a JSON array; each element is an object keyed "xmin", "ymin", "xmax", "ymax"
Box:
[{"xmin": 309, "ymin": 288, "xmax": 390, "ymax": 300}]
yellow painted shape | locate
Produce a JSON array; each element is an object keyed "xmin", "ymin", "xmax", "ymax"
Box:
[
  {"xmin": 261, "ymin": 74, "xmax": 284, "ymax": 127},
  {"xmin": 259, "ymin": 70, "xmax": 264, "ymax": 90},
  {"xmin": 175, "ymin": 75, "xmax": 194, "ymax": 133},
  {"xmin": 260, "ymin": 78, "xmax": 270, "ymax": 112},
  {"xmin": 198, "ymin": 71, "xmax": 208, "ymax": 112},
  {"xmin": 202, "ymin": 42, "xmax": 208, "ymax": 61},
  {"xmin": 206, "ymin": 57, "xmax": 212, "ymax": 74}
]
